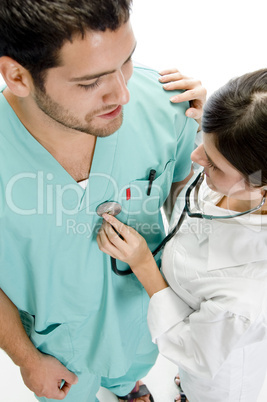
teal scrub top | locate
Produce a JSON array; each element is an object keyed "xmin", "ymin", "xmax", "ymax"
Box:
[{"xmin": 0, "ymin": 66, "xmax": 198, "ymax": 377}]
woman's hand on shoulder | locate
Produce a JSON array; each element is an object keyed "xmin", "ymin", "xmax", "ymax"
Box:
[{"xmin": 159, "ymin": 68, "xmax": 206, "ymax": 123}]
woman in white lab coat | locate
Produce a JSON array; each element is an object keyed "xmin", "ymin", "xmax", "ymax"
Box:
[{"xmin": 97, "ymin": 68, "xmax": 267, "ymax": 402}]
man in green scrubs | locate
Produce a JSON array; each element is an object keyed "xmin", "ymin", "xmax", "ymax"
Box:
[{"xmin": 0, "ymin": 1, "xmax": 203, "ymax": 401}]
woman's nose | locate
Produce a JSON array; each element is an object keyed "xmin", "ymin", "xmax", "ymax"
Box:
[{"xmin": 191, "ymin": 144, "xmax": 206, "ymax": 166}]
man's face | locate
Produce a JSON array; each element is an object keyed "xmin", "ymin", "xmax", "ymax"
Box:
[{"xmin": 33, "ymin": 21, "xmax": 136, "ymax": 137}]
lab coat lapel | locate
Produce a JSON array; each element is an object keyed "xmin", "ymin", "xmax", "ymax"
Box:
[{"xmin": 207, "ymin": 220, "xmax": 267, "ymax": 270}]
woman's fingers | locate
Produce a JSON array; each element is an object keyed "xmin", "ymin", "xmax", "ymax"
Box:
[
  {"xmin": 102, "ymin": 213, "xmax": 132, "ymax": 242},
  {"xmin": 159, "ymin": 68, "xmax": 180, "ymax": 76},
  {"xmin": 97, "ymin": 220, "xmax": 125, "ymax": 259},
  {"xmin": 170, "ymin": 89, "xmax": 206, "ymax": 120},
  {"xmin": 158, "ymin": 69, "xmax": 207, "ymax": 120},
  {"xmin": 97, "ymin": 214, "xmax": 151, "ymax": 267},
  {"xmin": 159, "ymin": 71, "xmax": 183, "ymax": 83},
  {"xmin": 96, "ymin": 224, "xmax": 114, "ymax": 256},
  {"xmin": 97, "ymin": 215, "xmax": 135, "ymax": 262}
]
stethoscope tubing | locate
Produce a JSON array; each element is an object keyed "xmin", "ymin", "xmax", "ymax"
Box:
[
  {"xmin": 110, "ymin": 206, "xmax": 187, "ymax": 276},
  {"xmin": 110, "ymin": 172, "xmax": 202, "ymax": 276}
]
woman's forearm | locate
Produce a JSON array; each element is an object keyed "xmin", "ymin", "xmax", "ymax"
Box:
[{"xmin": 130, "ymin": 254, "xmax": 169, "ymax": 298}]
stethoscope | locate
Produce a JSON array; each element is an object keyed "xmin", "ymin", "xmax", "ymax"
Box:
[
  {"xmin": 96, "ymin": 173, "xmax": 202, "ymax": 276},
  {"xmin": 96, "ymin": 169, "xmax": 267, "ymax": 276}
]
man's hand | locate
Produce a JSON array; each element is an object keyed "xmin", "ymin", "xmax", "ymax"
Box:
[
  {"xmin": 20, "ymin": 352, "xmax": 78, "ymax": 400},
  {"xmin": 159, "ymin": 68, "xmax": 207, "ymax": 124}
]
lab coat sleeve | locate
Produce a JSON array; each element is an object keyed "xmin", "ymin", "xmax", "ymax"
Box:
[
  {"xmin": 148, "ymin": 289, "xmax": 267, "ymax": 379},
  {"xmin": 148, "ymin": 287, "xmax": 193, "ymax": 339}
]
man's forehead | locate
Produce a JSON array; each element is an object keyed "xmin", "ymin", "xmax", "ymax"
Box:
[{"xmin": 58, "ymin": 21, "xmax": 135, "ymax": 70}]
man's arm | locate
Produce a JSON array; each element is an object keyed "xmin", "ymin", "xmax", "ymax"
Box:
[{"xmin": 0, "ymin": 289, "xmax": 78, "ymax": 399}]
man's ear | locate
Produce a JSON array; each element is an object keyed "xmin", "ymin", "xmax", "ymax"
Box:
[{"xmin": 0, "ymin": 56, "xmax": 32, "ymax": 97}]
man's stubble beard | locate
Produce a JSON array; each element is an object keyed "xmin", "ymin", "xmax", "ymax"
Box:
[{"xmin": 33, "ymin": 87, "xmax": 123, "ymax": 137}]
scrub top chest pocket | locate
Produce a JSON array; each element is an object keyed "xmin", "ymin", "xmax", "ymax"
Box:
[{"xmin": 125, "ymin": 160, "xmax": 175, "ymax": 229}]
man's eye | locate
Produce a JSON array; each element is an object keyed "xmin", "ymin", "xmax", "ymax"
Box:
[
  {"xmin": 125, "ymin": 56, "xmax": 132, "ymax": 64},
  {"xmin": 78, "ymin": 79, "xmax": 100, "ymax": 91}
]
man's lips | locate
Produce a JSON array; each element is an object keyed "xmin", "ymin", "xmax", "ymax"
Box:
[{"xmin": 97, "ymin": 105, "xmax": 122, "ymax": 119}]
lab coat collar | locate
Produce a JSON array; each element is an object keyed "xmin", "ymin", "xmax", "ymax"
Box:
[
  {"xmin": 200, "ymin": 186, "xmax": 267, "ymax": 270},
  {"xmin": 171, "ymin": 173, "xmax": 267, "ymax": 270},
  {"xmin": 207, "ymin": 219, "xmax": 267, "ymax": 270}
]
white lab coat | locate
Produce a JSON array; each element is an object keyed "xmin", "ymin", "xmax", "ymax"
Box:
[{"xmin": 148, "ymin": 180, "xmax": 267, "ymax": 401}]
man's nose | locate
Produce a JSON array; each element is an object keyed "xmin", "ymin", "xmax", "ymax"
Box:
[{"xmin": 103, "ymin": 70, "xmax": 130, "ymax": 106}]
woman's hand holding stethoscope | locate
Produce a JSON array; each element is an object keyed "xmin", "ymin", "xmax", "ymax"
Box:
[
  {"xmin": 97, "ymin": 213, "xmax": 169, "ymax": 297},
  {"xmin": 97, "ymin": 213, "xmax": 153, "ymax": 272}
]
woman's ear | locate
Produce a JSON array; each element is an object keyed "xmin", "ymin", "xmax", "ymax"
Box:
[{"xmin": 0, "ymin": 56, "xmax": 32, "ymax": 97}]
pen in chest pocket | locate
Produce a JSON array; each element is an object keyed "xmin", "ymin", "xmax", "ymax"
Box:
[{"xmin": 147, "ymin": 169, "xmax": 156, "ymax": 196}]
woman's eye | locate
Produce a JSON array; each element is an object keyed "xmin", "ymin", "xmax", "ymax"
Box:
[{"xmin": 207, "ymin": 160, "xmax": 218, "ymax": 171}]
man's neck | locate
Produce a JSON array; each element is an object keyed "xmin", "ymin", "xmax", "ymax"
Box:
[{"xmin": 4, "ymin": 89, "xmax": 97, "ymax": 181}]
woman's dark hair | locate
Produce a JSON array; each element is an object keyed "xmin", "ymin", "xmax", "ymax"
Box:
[
  {"xmin": 0, "ymin": 0, "xmax": 132, "ymax": 89},
  {"xmin": 202, "ymin": 69, "xmax": 267, "ymax": 187}
]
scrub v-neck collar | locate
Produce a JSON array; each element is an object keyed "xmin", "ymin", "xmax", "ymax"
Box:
[{"xmin": 0, "ymin": 90, "xmax": 119, "ymax": 208}]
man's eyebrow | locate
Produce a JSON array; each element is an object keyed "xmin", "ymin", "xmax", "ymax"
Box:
[
  {"xmin": 204, "ymin": 149, "xmax": 218, "ymax": 168},
  {"xmin": 69, "ymin": 42, "xmax": 137, "ymax": 83}
]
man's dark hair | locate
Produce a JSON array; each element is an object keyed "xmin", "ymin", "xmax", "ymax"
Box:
[
  {"xmin": 202, "ymin": 68, "xmax": 267, "ymax": 187},
  {"xmin": 0, "ymin": 0, "xmax": 132, "ymax": 89}
]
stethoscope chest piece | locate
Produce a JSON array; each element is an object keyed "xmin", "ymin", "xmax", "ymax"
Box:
[
  {"xmin": 96, "ymin": 201, "xmax": 122, "ymax": 217},
  {"xmin": 96, "ymin": 201, "xmax": 132, "ymax": 276}
]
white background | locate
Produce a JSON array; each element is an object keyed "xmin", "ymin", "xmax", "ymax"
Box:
[
  {"xmin": 1, "ymin": 0, "xmax": 266, "ymax": 95},
  {"xmin": 0, "ymin": 1, "xmax": 267, "ymax": 401},
  {"xmin": 130, "ymin": 0, "xmax": 267, "ymax": 97}
]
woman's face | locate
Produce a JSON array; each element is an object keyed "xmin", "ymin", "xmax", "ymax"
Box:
[{"xmin": 191, "ymin": 133, "xmax": 263, "ymax": 201}]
